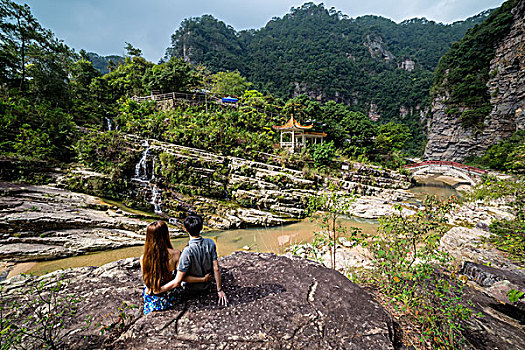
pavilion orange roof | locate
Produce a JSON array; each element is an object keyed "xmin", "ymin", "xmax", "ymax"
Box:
[{"xmin": 272, "ymin": 116, "xmax": 313, "ymax": 130}]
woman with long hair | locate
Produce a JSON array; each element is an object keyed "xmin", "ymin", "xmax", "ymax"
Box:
[{"xmin": 140, "ymin": 221, "xmax": 210, "ymax": 315}]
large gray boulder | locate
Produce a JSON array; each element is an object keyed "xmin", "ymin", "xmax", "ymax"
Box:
[{"xmin": 2, "ymin": 252, "xmax": 395, "ymax": 349}]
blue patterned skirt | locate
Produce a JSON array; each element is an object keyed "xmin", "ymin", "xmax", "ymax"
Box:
[{"xmin": 142, "ymin": 287, "xmax": 184, "ymax": 315}]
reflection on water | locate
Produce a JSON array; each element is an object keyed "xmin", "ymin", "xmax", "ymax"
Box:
[
  {"xmin": 9, "ymin": 216, "xmax": 379, "ymax": 278},
  {"xmin": 408, "ymin": 175, "xmax": 458, "ymax": 200}
]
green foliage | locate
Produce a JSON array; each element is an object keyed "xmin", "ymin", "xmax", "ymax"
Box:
[
  {"xmin": 0, "ymin": 0, "xmax": 76, "ymax": 106},
  {"xmin": 361, "ymin": 196, "xmax": 474, "ymax": 348},
  {"xmin": 102, "ymin": 56, "xmax": 154, "ymax": 98},
  {"xmin": 74, "ymin": 130, "xmax": 136, "ymax": 178},
  {"xmin": 0, "ymin": 96, "xmax": 76, "ymax": 161},
  {"xmin": 0, "ymin": 274, "xmax": 83, "ymax": 349},
  {"xmin": 309, "ymin": 141, "xmax": 336, "ymax": 169},
  {"xmin": 507, "ymin": 289, "xmax": 524, "ymax": 303},
  {"xmin": 375, "ymin": 122, "xmax": 410, "ymax": 153},
  {"xmin": 210, "ymin": 71, "xmax": 252, "ymax": 97},
  {"xmin": 85, "ymin": 52, "xmax": 124, "ymax": 74},
  {"xmin": 489, "ymin": 219, "xmax": 525, "ymax": 262},
  {"xmin": 147, "ymin": 57, "xmax": 201, "ymax": 93},
  {"xmin": 469, "ymin": 175, "xmax": 524, "ymax": 262},
  {"xmin": 468, "ymin": 175, "xmax": 523, "ymax": 201},
  {"xmin": 471, "ymin": 175, "xmax": 525, "ymax": 262},
  {"xmin": 115, "ymin": 98, "xmax": 279, "ymax": 161},
  {"xmin": 469, "ymin": 131, "xmax": 525, "ymax": 173},
  {"xmin": 433, "ymin": 0, "xmax": 515, "ymax": 129},
  {"xmin": 165, "ymin": 14, "xmax": 246, "ymax": 73},
  {"xmin": 115, "ymin": 99, "xmax": 162, "ymax": 137}
]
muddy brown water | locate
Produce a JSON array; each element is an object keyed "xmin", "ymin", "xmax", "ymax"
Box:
[
  {"xmin": 6, "ymin": 176, "xmax": 459, "ymax": 278},
  {"xmin": 7, "ymin": 217, "xmax": 378, "ymax": 278}
]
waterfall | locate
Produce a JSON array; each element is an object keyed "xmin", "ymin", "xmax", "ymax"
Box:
[
  {"xmin": 150, "ymin": 184, "xmax": 162, "ymax": 214},
  {"xmin": 134, "ymin": 140, "xmax": 150, "ymax": 181},
  {"xmin": 149, "ymin": 157, "xmax": 162, "ymax": 214},
  {"xmin": 133, "ymin": 140, "xmax": 163, "ymax": 214},
  {"xmin": 104, "ymin": 117, "xmax": 113, "ymax": 131}
]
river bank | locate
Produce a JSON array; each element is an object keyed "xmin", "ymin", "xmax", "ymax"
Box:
[{"xmin": 1, "ymin": 174, "xmax": 459, "ymax": 278}]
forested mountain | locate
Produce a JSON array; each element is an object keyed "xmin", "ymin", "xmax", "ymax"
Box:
[
  {"xmin": 86, "ymin": 52, "xmax": 124, "ymax": 74},
  {"xmin": 164, "ymin": 3, "xmax": 491, "ymax": 125}
]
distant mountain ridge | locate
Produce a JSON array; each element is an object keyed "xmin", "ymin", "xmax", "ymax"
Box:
[
  {"xmin": 86, "ymin": 52, "xmax": 124, "ymax": 75},
  {"xmin": 164, "ymin": 2, "xmax": 491, "ymax": 125}
]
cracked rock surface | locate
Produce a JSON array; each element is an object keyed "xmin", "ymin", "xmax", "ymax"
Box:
[
  {"xmin": 2, "ymin": 252, "xmax": 395, "ymax": 349},
  {"xmin": 0, "ymin": 181, "xmax": 176, "ymax": 263}
]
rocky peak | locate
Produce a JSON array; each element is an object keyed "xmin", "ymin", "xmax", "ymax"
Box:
[{"xmin": 363, "ymin": 34, "xmax": 395, "ymax": 62}]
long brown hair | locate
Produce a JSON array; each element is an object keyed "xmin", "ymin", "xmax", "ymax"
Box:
[{"xmin": 142, "ymin": 221, "xmax": 173, "ymax": 293}]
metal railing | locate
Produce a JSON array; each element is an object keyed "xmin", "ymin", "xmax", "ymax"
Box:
[
  {"xmin": 131, "ymin": 92, "xmax": 213, "ymax": 103},
  {"xmin": 403, "ymin": 161, "xmax": 487, "ymax": 175}
]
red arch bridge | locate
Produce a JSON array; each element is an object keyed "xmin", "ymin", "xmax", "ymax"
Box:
[{"xmin": 403, "ymin": 161, "xmax": 487, "ymax": 185}]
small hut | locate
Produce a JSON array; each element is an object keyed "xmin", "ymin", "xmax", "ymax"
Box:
[{"xmin": 273, "ymin": 116, "xmax": 326, "ymax": 152}]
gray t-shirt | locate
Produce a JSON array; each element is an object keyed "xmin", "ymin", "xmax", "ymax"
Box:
[{"xmin": 178, "ymin": 237, "xmax": 217, "ymax": 291}]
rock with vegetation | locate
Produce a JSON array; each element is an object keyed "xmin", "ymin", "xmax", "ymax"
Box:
[
  {"xmin": 65, "ymin": 134, "xmax": 413, "ymax": 229},
  {"xmin": 0, "ymin": 182, "xmax": 180, "ymax": 263},
  {"xmin": 1, "ymin": 252, "xmax": 396, "ymax": 349},
  {"xmin": 424, "ymin": 0, "xmax": 524, "ymax": 161}
]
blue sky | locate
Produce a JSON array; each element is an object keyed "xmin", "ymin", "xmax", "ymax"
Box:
[{"xmin": 18, "ymin": 0, "xmax": 505, "ymax": 62}]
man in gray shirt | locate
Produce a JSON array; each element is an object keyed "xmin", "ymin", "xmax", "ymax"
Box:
[{"xmin": 159, "ymin": 215, "xmax": 228, "ymax": 306}]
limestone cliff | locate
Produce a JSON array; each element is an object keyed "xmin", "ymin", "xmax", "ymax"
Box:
[{"xmin": 424, "ymin": 0, "xmax": 524, "ymax": 161}]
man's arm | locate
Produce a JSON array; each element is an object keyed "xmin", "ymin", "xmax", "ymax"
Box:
[{"xmin": 213, "ymin": 260, "xmax": 228, "ymax": 306}]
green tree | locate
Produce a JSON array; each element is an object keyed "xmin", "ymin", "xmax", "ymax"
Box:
[
  {"xmin": 1, "ymin": 0, "xmax": 75, "ymax": 106},
  {"xmin": 124, "ymin": 42, "xmax": 142, "ymax": 57},
  {"xmin": 310, "ymin": 141, "xmax": 336, "ymax": 169},
  {"xmin": 146, "ymin": 57, "xmax": 200, "ymax": 93},
  {"xmin": 375, "ymin": 122, "xmax": 410, "ymax": 153},
  {"xmin": 210, "ymin": 71, "xmax": 251, "ymax": 97}
]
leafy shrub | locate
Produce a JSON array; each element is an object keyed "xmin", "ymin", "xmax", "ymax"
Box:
[
  {"xmin": 360, "ymin": 196, "xmax": 475, "ymax": 348},
  {"xmin": 473, "ymin": 175, "xmax": 525, "ymax": 262},
  {"xmin": 309, "ymin": 141, "xmax": 336, "ymax": 169},
  {"xmin": 0, "ymin": 97, "xmax": 77, "ymax": 162},
  {"xmin": 75, "ymin": 130, "xmax": 136, "ymax": 178},
  {"xmin": 0, "ymin": 274, "xmax": 83, "ymax": 349}
]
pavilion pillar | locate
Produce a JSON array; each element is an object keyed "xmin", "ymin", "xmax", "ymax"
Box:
[{"xmin": 291, "ymin": 131, "xmax": 295, "ymax": 153}]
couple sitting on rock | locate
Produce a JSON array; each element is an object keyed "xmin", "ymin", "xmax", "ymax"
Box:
[{"xmin": 140, "ymin": 215, "xmax": 228, "ymax": 315}]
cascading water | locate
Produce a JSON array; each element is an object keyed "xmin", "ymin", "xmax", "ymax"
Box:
[
  {"xmin": 133, "ymin": 140, "xmax": 163, "ymax": 214},
  {"xmin": 134, "ymin": 140, "xmax": 150, "ymax": 181},
  {"xmin": 149, "ymin": 157, "xmax": 163, "ymax": 214},
  {"xmin": 150, "ymin": 184, "xmax": 162, "ymax": 214},
  {"xmin": 104, "ymin": 117, "xmax": 113, "ymax": 131}
]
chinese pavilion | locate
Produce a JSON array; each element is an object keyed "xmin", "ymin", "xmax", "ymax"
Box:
[{"xmin": 273, "ymin": 116, "xmax": 327, "ymax": 152}]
